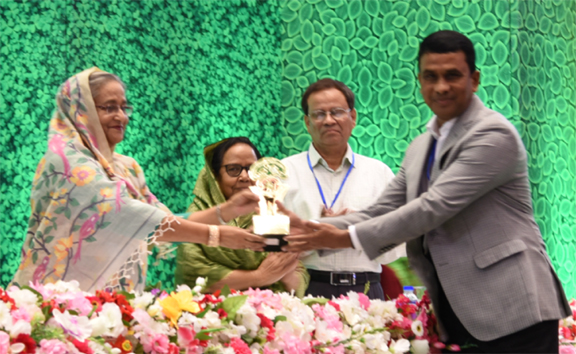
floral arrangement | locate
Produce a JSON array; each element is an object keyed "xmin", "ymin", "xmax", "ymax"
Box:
[
  {"xmin": 560, "ymin": 299, "xmax": 576, "ymax": 354},
  {"xmin": 0, "ymin": 279, "xmax": 454, "ymax": 354}
]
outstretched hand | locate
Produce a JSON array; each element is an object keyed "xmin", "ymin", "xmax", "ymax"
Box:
[
  {"xmin": 226, "ymin": 189, "xmax": 260, "ymax": 218},
  {"xmin": 282, "ymin": 221, "xmax": 353, "ymax": 252},
  {"xmin": 276, "ymin": 201, "xmax": 314, "ymax": 235},
  {"xmin": 218, "ymin": 225, "xmax": 266, "ymax": 251}
]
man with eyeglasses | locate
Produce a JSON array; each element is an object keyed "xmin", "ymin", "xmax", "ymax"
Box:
[{"xmin": 281, "ymin": 78, "xmax": 405, "ymax": 300}]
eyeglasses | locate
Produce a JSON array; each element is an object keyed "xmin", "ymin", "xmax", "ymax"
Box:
[
  {"xmin": 308, "ymin": 108, "xmax": 351, "ymax": 121},
  {"xmin": 96, "ymin": 105, "xmax": 134, "ymax": 117},
  {"xmin": 223, "ymin": 164, "xmax": 252, "ymax": 177}
]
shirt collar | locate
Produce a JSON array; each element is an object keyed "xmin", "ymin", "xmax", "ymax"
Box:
[
  {"xmin": 308, "ymin": 143, "xmax": 354, "ymax": 172},
  {"xmin": 426, "ymin": 116, "xmax": 457, "ymax": 140}
]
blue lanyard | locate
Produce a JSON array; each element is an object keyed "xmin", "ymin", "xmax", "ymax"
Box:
[
  {"xmin": 307, "ymin": 152, "xmax": 355, "ymax": 210},
  {"xmin": 426, "ymin": 139, "xmax": 437, "ymax": 180}
]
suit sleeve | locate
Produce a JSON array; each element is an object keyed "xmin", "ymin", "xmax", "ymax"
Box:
[{"xmin": 355, "ymin": 123, "xmax": 522, "ymax": 259}]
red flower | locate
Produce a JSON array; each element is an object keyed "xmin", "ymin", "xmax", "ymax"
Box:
[
  {"xmin": 85, "ymin": 296, "xmax": 102, "ymax": 313},
  {"xmin": 229, "ymin": 337, "xmax": 251, "ymax": 354},
  {"xmin": 12, "ymin": 334, "xmax": 36, "ymax": 354},
  {"xmin": 96, "ymin": 291, "xmax": 134, "ymax": 322},
  {"xmin": 257, "ymin": 313, "xmax": 276, "ymax": 341},
  {"xmin": 70, "ymin": 338, "xmax": 93, "ymax": 354},
  {"xmin": 0, "ymin": 289, "xmax": 16, "ymax": 309},
  {"xmin": 217, "ymin": 308, "xmax": 228, "ymax": 319},
  {"xmin": 111, "ymin": 335, "xmax": 134, "ymax": 354},
  {"xmin": 327, "ymin": 301, "xmax": 340, "ymax": 311}
]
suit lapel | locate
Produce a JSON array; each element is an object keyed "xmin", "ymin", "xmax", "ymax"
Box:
[
  {"xmin": 430, "ymin": 95, "xmax": 483, "ymax": 182},
  {"xmin": 406, "ymin": 133, "xmax": 434, "ymax": 201}
]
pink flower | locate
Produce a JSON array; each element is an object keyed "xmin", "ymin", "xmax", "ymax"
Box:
[
  {"xmin": 560, "ymin": 345, "xmax": 576, "ymax": 354},
  {"xmin": 178, "ymin": 326, "xmax": 201, "ymax": 352},
  {"xmin": 323, "ymin": 345, "xmax": 344, "ymax": 354},
  {"xmin": 280, "ymin": 332, "xmax": 312, "ymax": 354},
  {"xmin": 38, "ymin": 339, "xmax": 69, "ymax": 354},
  {"xmin": 0, "ymin": 332, "xmax": 9, "ymax": 354},
  {"xmin": 229, "ymin": 337, "xmax": 251, "ymax": 354},
  {"xmin": 244, "ymin": 288, "xmax": 283, "ymax": 310},
  {"xmin": 357, "ymin": 293, "xmax": 370, "ymax": 310},
  {"xmin": 312, "ymin": 304, "xmax": 343, "ymax": 332},
  {"xmin": 446, "ymin": 344, "xmax": 461, "ymax": 352},
  {"xmin": 65, "ymin": 293, "xmax": 94, "ymax": 316},
  {"xmin": 142, "ymin": 333, "xmax": 170, "ymax": 354},
  {"xmin": 11, "ymin": 308, "xmax": 31, "ymax": 322},
  {"xmin": 263, "ymin": 348, "xmax": 280, "ymax": 354},
  {"xmin": 168, "ymin": 343, "xmax": 179, "ymax": 354}
]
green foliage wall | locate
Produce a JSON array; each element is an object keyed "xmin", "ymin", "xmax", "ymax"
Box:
[
  {"xmin": 277, "ymin": 0, "xmax": 576, "ymax": 298},
  {"xmin": 0, "ymin": 0, "xmax": 283, "ymax": 289},
  {"xmin": 1, "ymin": 0, "xmax": 575, "ymax": 298}
]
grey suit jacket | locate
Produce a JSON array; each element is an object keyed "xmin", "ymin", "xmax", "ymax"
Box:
[{"xmin": 323, "ymin": 95, "xmax": 570, "ymax": 341}]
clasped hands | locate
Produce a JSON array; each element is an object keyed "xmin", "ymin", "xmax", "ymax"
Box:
[{"xmin": 277, "ymin": 202, "xmax": 353, "ymax": 252}]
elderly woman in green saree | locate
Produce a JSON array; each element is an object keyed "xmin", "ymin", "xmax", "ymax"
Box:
[
  {"xmin": 11, "ymin": 68, "xmax": 265, "ymax": 292},
  {"xmin": 175, "ymin": 138, "xmax": 309, "ymax": 296}
]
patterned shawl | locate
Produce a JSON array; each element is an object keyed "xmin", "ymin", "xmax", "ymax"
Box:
[
  {"xmin": 175, "ymin": 140, "xmax": 309, "ymax": 296},
  {"xmin": 11, "ymin": 67, "xmax": 168, "ymax": 292}
]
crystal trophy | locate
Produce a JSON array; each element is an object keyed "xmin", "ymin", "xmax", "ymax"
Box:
[{"xmin": 249, "ymin": 157, "xmax": 289, "ymax": 252}]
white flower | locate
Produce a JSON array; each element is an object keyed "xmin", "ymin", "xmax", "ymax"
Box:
[
  {"xmin": 220, "ymin": 322, "xmax": 247, "ymax": 340},
  {"xmin": 90, "ymin": 303, "xmax": 124, "ymax": 337},
  {"xmin": 7, "ymin": 288, "xmax": 39, "ymax": 310},
  {"xmin": 132, "ymin": 292, "xmax": 155, "ymax": 310},
  {"xmin": 410, "ymin": 339, "xmax": 429, "ymax": 354},
  {"xmin": 0, "ymin": 301, "xmax": 13, "ymax": 330},
  {"xmin": 52, "ymin": 309, "xmax": 92, "ymax": 341},
  {"xmin": 390, "ymin": 338, "xmax": 410, "ymax": 353},
  {"xmin": 368, "ymin": 300, "xmax": 399, "ymax": 323},
  {"xmin": 235, "ymin": 304, "xmax": 260, "ymax": 337},
  {"xmin": 146, "ymin": 302, "xmax": 164, "ymax": 318},
  {"xmin": 45, "ymin": 280, "xmax": 82, "ymax": 294},
  {"xmin": 195, "ymin": 277, "xmax": 206, "ymax": 287},
  {"xmin": 10, "ymin": 319, "xmax": 31, "ymax": 337},
  {"xmin": 347, "ymin": 340, "xmax": 366, "ymax": 354},
  {"xmin": 411, "ymin": 320, "xmax": 424, "ymax": 337},
  {"xmin": 364, "ymin": 333, "xmax": 388, "ymax": 351},
  {"xmin": 176, "ymin": 284, "xmax": 192, "ymax": 292}
]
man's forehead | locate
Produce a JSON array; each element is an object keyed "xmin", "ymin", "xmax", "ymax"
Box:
[{"xmin": 419, "ymin": 51, "xmax": 468, "ymax": 71}]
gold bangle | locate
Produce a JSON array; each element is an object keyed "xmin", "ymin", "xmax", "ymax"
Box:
[
  {"xmin": 208, "ymin": 225, "xmax": 220, "ymax": 247},
  {"xmin": 215, "ymin": 204, "xmax": 228, "ymax": 225}
]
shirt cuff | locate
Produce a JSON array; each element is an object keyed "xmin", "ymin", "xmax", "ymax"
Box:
[{"xmin": 348, "ymin": 225, "xmax": 364, "ymax": 251}]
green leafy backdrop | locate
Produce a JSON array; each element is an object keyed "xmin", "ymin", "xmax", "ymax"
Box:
[{"xmin": 1, "ymin": 0, "xmax": 575, "ymax": 298}]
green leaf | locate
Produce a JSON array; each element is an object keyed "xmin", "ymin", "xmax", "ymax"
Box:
[
  {"xmin": 85, "ymin": 236, "xmax": 97, "ymax": 243},
  {"xmin": 64, "ymin": 208, "xmax": 71, "ymax": 219},
  {"xmin": 79, "ymin": 212, "xmax": 89, "ymax": 219},
  {"xmin": 302, "ymin": 297, "xmax": 329, "ymax": 306},
  {"xmin": 194, "ymin": 332, "xmax": 212, "ymax": 341},
  {"xmin": 72, "ymin": 224, "xmax": 81, "ymax": 232},
  {"xmin": 100, "ymin": 222, "xmax": 111, "ymax": 229},
  {"xmin": 221, "ymin": 295, "xmax": 248, "ymax": 320},
  {"xmin": 44, "ymin": 236, "xmax": 54, "ymax": 244},
  {"xmin": 55, "ymin": 206, "xmax": 65, "ymax": 214},
  {"xmin": 69, "ymin": 199, "xmax": 79, "ymax": 207},
  {"xmin": 221, "ymin": 284, "xmax": 231, "ymax": 297},
  {"xmin": 273, "ymin": 315, "xmax": 287, "ymax": 324},
  {"xmin": 32, "ymin": 252, "xmax": 38, "ymax": 264}
]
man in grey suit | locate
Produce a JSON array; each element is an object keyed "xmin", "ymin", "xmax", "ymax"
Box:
[{"xmin": 283, "ymin": 30, "xmax": 570, "ymax": 353}]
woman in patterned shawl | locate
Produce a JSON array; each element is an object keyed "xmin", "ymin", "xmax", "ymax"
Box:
[
  {"xmin": 175, "ymin": 138, "xmax": 309, "ymax": 297},
  {"xmin": 11, "ymin": 67, "xmax": 265, "ymax": 292}
]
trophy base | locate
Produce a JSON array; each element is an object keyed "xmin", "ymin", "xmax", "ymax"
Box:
[{"xmin": 262, "ymin": 234, "xmax": 288, "ymax": 252}]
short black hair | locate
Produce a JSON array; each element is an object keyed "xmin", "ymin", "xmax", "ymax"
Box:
[
  {"xmin": 301, "ymin": 78, "xmax": 355, "ymax": 115},
  {"xmin": 418, "ymin": 30, "xmax": 476, "ymax": 73},
  {"xmin": 211, "ymin": 137, "xmax": 262, "ymax": 177}
]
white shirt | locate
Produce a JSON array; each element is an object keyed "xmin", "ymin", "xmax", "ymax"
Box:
[
  {"xmin": 282, "ymin": 143, "xmax": 405, "ymax": 273},
  {"xmin": 349, "ymin": 116, "xmax": 457, "ymax": 252}
]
